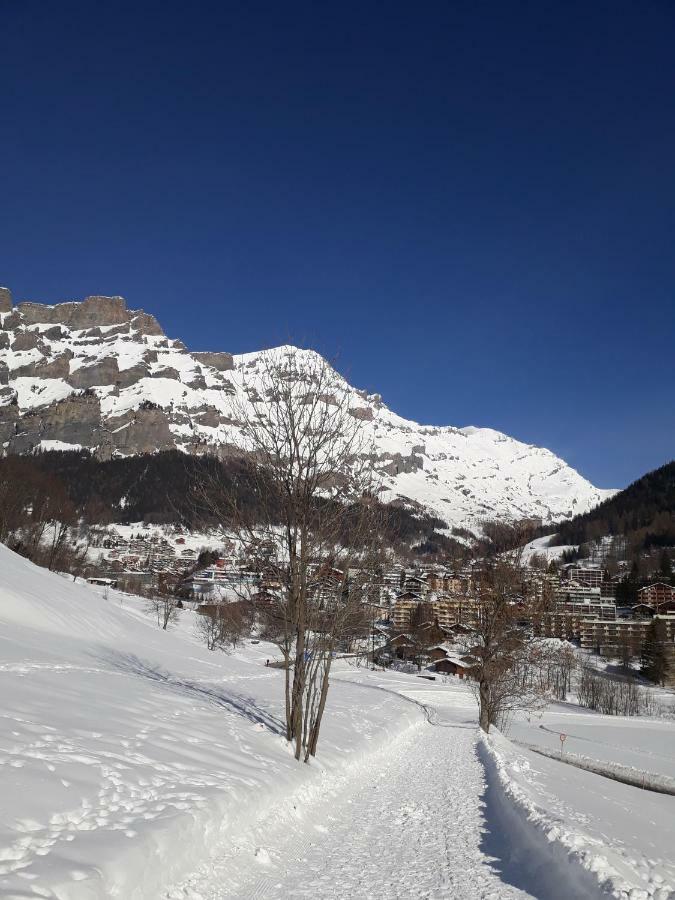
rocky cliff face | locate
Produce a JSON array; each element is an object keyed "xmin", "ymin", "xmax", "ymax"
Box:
[{"xmin": 0, "ymin": 286, "xmax": 613, "ymax": 530}]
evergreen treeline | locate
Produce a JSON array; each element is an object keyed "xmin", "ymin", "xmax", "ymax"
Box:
[
  {"xmin": 553, "ymin": 461, "xmax": 675, "ymax": 553},
  {"xmin": 0, "ymin": 450, "xmax": 464, "ymax": 562}
]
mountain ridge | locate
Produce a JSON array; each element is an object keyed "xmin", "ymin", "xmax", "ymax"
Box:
[{"xmin": 0, "ymin": 287, "xmax": 614, "ymax": 531}]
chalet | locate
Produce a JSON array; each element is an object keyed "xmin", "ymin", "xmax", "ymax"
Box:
[
  {"xmin": 432, "ymin": 652, "xmax": 475, "ymax": 678},
  {"xmin": 414, "ymin": 620, "xmax": 446, "ymax": 645},
  {"xmin": 382, "ymin": 633, "xmax": 417, "ymax": 662},
  {"xmin": 87, "ymin": 577, "xmax": 118, "ymax": 589},
  {"xmin": 444, "ymin": 621, "xmax": 474, "ymax": 636},
  {"xmin": 428, "ymin": 643, "xmax": 455, "ymax": 663}
]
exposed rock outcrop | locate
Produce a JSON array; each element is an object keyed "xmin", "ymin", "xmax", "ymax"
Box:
[
  {"xmin": 4, "ymin": 393, "xmax": 102, "ymax": 452},
  {"xmin": 11, "ymin": 332, "xmax": 41, "ymax": 352},
  {"xmin": 14, "ymin": 352, "xmax": 72, "ymax": 379},
  {"xmin": 0, "ymin": 287, "xmax": 12, "ymax": 313},
  {"xmin": 67, "ymin": 357, "xmax": 120, "ymax": 389},
  {"xmin": 15, "ymin": 295, "xmax": 165, "ymax": 334},
  {"xmin": 193, "ymin": 351, "xmax": 234, "ymax": 371},
  {"xmin": 108, "ymin": 407, "xmax": 176, "ymax": 454},
  {"xmin": 349, "ymin": 406, "xmax": 374, "ymax": 421}
]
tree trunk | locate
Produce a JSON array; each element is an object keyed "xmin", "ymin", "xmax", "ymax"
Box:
[
  {"xmin": 291, "ymin": 626, "xmax": 306, "ymax": 760},
  {"xmin": 284, "ymin": 649, "xmax": 292, "ymax": 742},
  {"xmin": 306, "ymin": 659, "xmax": 331, "ymax": 760},
  {"xmin": 479, "ymin": 678, "xmax": 490, "ymax": 733}
]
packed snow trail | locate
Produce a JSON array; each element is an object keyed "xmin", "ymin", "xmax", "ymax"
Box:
[{"xmin": 169, "ymin": 676, "xmax": 595, "ymax": 900}]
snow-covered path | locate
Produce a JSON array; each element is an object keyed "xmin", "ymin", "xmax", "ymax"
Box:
[{"xmin": 170, "ymin": 677, "xmax": 534, "ymax": 900}]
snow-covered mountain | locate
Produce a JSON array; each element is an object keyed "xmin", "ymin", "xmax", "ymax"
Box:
[{"xmin": 0, "ymin": 287, "xmax": 613, "ymax": 530}]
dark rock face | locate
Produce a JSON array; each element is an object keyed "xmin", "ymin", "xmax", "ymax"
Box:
[
  {"xmin": 117, "ymin": 363, "xmax": 150, "ymax": 388},
  {"xmin": 151, "ymin": 366, "xmax": 180, "ymax": 380},
  {"xmin": 193, "ymin": 351, "xmax": 234, "ymax": 371},
  {"xmin": 1, "ymin": 311, "xmax": 21, "ymax": 330},
  {"xmin": 67, "ymin": 357, "xmax": 120, "ymax": 389},
  {"xmin": 187, "ymin": 374, "xmax": 207, "ymax": 390},
  {"xmin": 11, "ymin": 332, "xmax": 41, "ymax": 352},
  {"xmin": 14, "ymin": 296, "xmax": 166, "ymax": 333},
  {"xmin": 379, "ymin": 451, "xmax": 424, "ymax": 477},
  {"xmin": 2, "ymin": 393, "xmax": 102, "ymax": 452},
  {"xmin": 44, "ymin": 325, "xmax": 64, "ymax": 340},
  {"xmin": 131, "ymin": 312, "xmax": 164, "ymax": 336},
  {"xmin": 0, "ymin": 287, "xmax": 12, "ymax": 313},
  {"xmin": 193, "ymin": 406, "xmax": 221, "ymax": 427},
  {"xmin": 108, "ymin": 407, "xmax": 176, "ymax": 454},
  {"xmin": 350, "ymin": 406, "xmax": 374, "ymax": 421},
  {"xmin": 0, "ymin": 399, "xmax": 20, "ymax": 446},
  {"xmin": 41, "ymin": 394, "xmax": 103, "ymax": 446},
  {"xmin": 76, "ymin": 296, "xmax": 129, "ymax": 326},
  {"xmin": 14, "ymin": 352, "xmax": 72, "ymax": 379}
]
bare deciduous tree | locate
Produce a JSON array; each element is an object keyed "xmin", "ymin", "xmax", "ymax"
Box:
[
  {"xmin": 462, "ymin": 558, "xmax": 548, "ymax": 732},
  {"xmin": 198, "ymin": 347, "xmax": 383, "ymax": 761},
  {"xmin": 149, "ymin": 592, "xmax": 181, "ymax": 630},
  {"xmin": 197, "ymin": 602, "xmax": 251, "ymax": 651}
]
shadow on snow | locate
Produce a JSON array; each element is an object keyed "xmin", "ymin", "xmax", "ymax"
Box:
[
  {"xmin": 99, "ymin": 650, "xmax": 285, "ymax": 736},
  {"xmin": 477, "ymin": 741, "xmax": 605, "ymax": 900}
]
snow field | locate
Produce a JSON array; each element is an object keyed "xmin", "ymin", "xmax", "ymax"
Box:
[
  {"xmin": 508, "ymin": 708, "xmax": 675, "ymax": 780},
  {"xmin": 484, "ymin": 731, "xmax": 675, "ymax": 899},
  {"xmin": 0, "ymin": 544, "xmax": 420, "ymax": 899}
]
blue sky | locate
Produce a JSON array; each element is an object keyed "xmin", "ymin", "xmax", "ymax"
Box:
[{"xmin": 2, "ymin": 1, "xmax": 674, "ymax": 489}]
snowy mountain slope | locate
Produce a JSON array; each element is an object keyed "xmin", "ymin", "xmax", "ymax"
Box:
[
  {"xmin": 0, "ymin": 543, "xmax": 420, "ymax": 898},
  {"xmin": 0, "ymin": 288, "xmax": 614, "ymax": 530}
]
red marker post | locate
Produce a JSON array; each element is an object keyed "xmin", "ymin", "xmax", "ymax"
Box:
[{"xmin": 559, "ymin": 732, "xmax": 567, "ymax": 759}]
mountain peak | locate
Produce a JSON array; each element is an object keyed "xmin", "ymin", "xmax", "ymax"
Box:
[{"xmin": 0, "ymin": 291, "xmax": 614, "ymax": 529}]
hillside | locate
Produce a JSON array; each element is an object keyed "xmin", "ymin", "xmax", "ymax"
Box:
[
  {"xmin": 1, "ymin": 542, "xmax": 673, "ymax": 899},
  {"xmin": 553, "ymin": 460, "xmax": 675, "ymax": 552},
  {"xmin": 0, "ymin": 450, "xmax": 462, "ymax": 563},
  {"xmin": 0, "ymin": 541, "xmax": 420, "ymax": 897},
  {"xmin": 0, "ymin": 287, "xmax": 613, "ymax": 531}
]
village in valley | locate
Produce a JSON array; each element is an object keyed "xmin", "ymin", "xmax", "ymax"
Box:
[{"xmin": 84, "ymin": 520, "xmax": 675, "ymax": 692}]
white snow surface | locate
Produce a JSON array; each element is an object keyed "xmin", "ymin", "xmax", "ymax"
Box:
[
  {"xmin": 3, "ymin": 544, "xmax": 675, "ymax": 898},
  {"xmin": 483, "ymin": 730, "xmax": 675, "ymax": 899},
  {"xmin": 0, "ymin": 543, "xmax": 418, "ymax": 898},
  {"xmin": 509, "ymin": 705, "xmax": 675, "ymax": 779},
  {"xmin": 0, "ymin": 300, "xmax": 615, "ymax": 531},
  {"xmin": 520, "ymin": 534, "xmax": 578, "ymax": 563}
]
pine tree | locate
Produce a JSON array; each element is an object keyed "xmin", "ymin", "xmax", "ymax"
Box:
[
  {"xmin": 642, "ymin": 618, "xmax": 670, "ymax": 687},
  {"xmin": 659, "ymin": 550, "xmax": 673, "ymax": 583}
]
